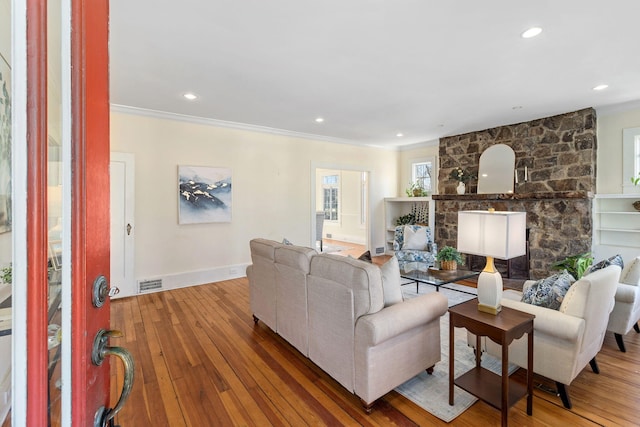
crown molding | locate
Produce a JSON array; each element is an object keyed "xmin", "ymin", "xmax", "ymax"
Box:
[{"xmin": 110, "ymin": 104, "xmax": 404, "ymax": 150}]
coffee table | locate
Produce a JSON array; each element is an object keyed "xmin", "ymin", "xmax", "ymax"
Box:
[{"xmin": 400, "ymin": 267, "xmax": 479, "ymax": 294}]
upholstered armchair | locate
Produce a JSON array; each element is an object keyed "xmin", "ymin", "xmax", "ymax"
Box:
[
  {"xmin": 393, "ymin": 225, "xmax": 436, "ymax": 271},
  {"xmin": 607, "ymin": 256, "xmax": 640, "ymax": 352},
  {"xmin": 469, "ymin": 265, "xmax": 621, "ymax": 409}
]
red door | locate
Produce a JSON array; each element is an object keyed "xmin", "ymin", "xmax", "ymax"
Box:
[{"xmin": 22, "ymin": 0, "xmax": 132, "ymax": 425}]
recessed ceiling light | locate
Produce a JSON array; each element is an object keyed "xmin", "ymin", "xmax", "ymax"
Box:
[
  {"xmin": 593, "ymin": 84, "xmax": 609, "ymax": 91},
  {"xmin": 183, "ymin": 93, "xmax": 198, "ymax": 100},
  {"xmin": 396, "ymin": 133, "xmax": 404, "ymax": 137},
  {"xmin": 315, "ymin": 117, "xmax": 324, "ymax": 123},
  {"xmin": 521, "ymin": 27, "xmax": 542, "ymax": 39}
]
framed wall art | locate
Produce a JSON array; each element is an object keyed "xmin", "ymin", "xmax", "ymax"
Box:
[{"xmin": 178, "ymin": 165, "xmax": 232, "ymax": 224}]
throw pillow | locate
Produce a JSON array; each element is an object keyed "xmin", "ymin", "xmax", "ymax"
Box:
[
  {"xmin": 586, "ymin": 254, "xmax": 624, "ymax": 275},
  {"xmin": 521, "ymin": 270, "xmax": 575, "ymax": 310},
  {"xmin": 282, "ymin": 238, "xmax": 293, "ymax": 245},
  {"xmin": 402, "ymin": 226, "xmax": 427, "ymax": 250},
  {"xmin": 380, "ymin": 256, "xmax": 403, "ymax": 307},
  {"xmin": 358, "ymin": 250, "xmax": 373, "ymax": 263},
  {"xmin": 621, "ymin": 256, "xmax": 640, "ymax": 286}
]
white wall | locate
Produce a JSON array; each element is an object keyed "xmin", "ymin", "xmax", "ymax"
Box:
[
  {"xmin": 597, "ymin": 106, "xmax": 640, "ymax": 194},
  {"xmin": 398, "ymin": 143, "xmax": 439, "ymax": 195},
  {"xmin": 110, "ymin": 111, "xmax": 398, "ymax": 288}
]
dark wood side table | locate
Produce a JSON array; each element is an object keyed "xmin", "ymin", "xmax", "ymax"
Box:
[{"xmin": 448, "ymin": 299, "xmax": 534, "ymax": 427}]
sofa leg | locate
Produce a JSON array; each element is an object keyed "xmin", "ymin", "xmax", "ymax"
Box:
[
  {"xmin": 252, "ymin": 315, "xmax": 259, "ymax": 324},
  {"xmin": 426, "ymin": 365, "xmax": 435, "ymax": 375},
  {"xmin": 634, "ymin": 322, "xmax": 640, "ymax": 333},
  {"xmin": 360, "ymin": 399, "xmax": 374, "ymax": 414},
  {"xmin": 589, "ymin": 357, "xmax": 600, "ymax": 374},
  {"xmin": 556, "ymin": 382, "xmax": 572, "ymax": 409},
  {"xmin": 614, "ymin": 333, "xmax": 627, "ymax": 352}
]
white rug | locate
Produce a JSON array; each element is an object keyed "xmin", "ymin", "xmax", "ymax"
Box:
[
  {"xmin": 318, "ymin": 243, "xmax": 350, "ymax": 253},
  {"xmin": 395, "ymin": 284, "xmax": 518, "ymax": 422}
]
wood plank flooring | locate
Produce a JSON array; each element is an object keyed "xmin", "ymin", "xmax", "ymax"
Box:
[{"xmin": 110, "ymin": 276, "xmax": 640, "ymax": 426}]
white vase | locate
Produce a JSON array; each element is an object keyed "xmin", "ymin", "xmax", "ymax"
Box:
[{"xmin": 456, "ymin": 182, "xmax": 465, "ymax": 194}]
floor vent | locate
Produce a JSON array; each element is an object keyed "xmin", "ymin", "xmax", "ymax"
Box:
[
  {"xmin": 375, "ymin": 247, "xmax": 385, "ymax": 255},
  {"xmin": 139, "ymin": 279, "xmax": 162, "ymax": 293}
]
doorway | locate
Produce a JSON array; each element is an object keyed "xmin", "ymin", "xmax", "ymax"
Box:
[{"xmin": 312, "ymin": 166, "xmax": 370, "ymax": 256}]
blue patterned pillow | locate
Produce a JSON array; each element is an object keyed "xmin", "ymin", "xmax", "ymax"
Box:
[
  {"xmin": 586, "ymin": 254, "xmax": 624, "ymax": 275},
  {"xmin": 521, "ymin": 270, "xmax": 575, "ymax": 310}
]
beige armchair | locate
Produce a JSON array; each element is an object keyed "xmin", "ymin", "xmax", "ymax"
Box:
[
  {"xmin": 469, "ymin": 265, "xmax": 621, "ymax": 409},
  {"xmin": 607, "ymin": 256, "xmax": 640, "ymax": 352}
]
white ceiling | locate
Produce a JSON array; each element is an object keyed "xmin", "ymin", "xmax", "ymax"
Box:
[{"xmin": 109, "ymin": 0, "xmax": 640, "ymax": 149}]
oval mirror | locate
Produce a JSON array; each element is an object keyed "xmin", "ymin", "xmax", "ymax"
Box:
[{"xmin": 477, "ymin": 144, "xmax": 515, "ymax": 194}]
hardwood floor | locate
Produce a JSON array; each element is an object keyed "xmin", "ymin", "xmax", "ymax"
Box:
[{"xmin": 110, "ymin": 276, "xmax": 640, "ymax": 426}]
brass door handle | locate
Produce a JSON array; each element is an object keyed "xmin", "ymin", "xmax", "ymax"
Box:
[{"xmin": 92, "ymin": 329, "xmax": 135, "ymax": 427}]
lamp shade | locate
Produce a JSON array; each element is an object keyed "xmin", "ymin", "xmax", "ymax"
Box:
[{"xmin": 457, "ymin": 210, "xmax": 526, "ymax": 260}]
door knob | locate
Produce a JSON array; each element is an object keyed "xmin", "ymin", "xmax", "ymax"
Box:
[
  {"xmin": 126, "ymin": 223, "xmax": 131, "ymax": 235},
  {"xmin": 92, "ymin": 329, "xmax": 135, "ymax": 427}
]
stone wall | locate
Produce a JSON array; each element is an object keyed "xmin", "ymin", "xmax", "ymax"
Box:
[
  {"xmin": 439, "ymin": 108, "xmax": 596, "ymax": 195},
  {"xmin": 435, "ymin": 108, "xmax": 596, "ymax": 280},
  {"xmin": 433, "ymin": 193, "xmax": 592, "ymax": 280}
]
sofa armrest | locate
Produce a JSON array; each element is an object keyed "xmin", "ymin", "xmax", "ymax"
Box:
[
  {"xmin": 501, "ymin": 299, "xmax": 585, "ymax": 344},
  {"xmin": 356, "ymin": 293, "xmax": 447, "ymax": 346},
  {"xmin": 615, "ymin": 282, "xmax": 640, "ymax": 304}
]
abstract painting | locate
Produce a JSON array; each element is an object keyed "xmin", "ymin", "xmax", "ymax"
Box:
[
  {"xmin": 0, "ymin": 53, "xmax": 11, "ymax": 234},
  {"xmin": 178, "ymin": 166, "xmax": 232, "ymax": 224}
]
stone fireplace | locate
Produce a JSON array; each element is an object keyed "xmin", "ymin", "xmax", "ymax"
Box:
[{"xmin": 434, "ymin": 108, "xmax": 596, "ymax": 280}]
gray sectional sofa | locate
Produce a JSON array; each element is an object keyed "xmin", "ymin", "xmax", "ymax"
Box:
[{"xmin": 246, "ymin": 238, "xmax": 448, "ymax": 412}]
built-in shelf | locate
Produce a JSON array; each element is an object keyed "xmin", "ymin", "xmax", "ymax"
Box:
[
  {"xmin": 593, "ymin": 194, "xmax": 640, "ymax": 261},
  {"xmin": 383, "ymin": 197, "xmax": 435, "ymax": 255}
]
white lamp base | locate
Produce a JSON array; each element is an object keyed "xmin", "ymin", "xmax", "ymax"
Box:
[{"xmin": 477, "ymin": 270, "xmax": 503, "ymax": 315}]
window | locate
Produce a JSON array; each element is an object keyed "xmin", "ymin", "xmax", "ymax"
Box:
[
  {"xmin": 322, "ymin": 174, "xmax": 339, "ymax": 221},
  {"xmin": 622, "ymin": 127, "xmax": 640, "ymax": 194},
  {"xmin": 412, "ymin": 159, "xmax": 435, "ymax": 193}
]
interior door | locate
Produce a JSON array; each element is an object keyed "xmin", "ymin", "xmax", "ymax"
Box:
[
  {"xmin": 110, "ymin": 153, "xmax": 135, "ymax": 299},
  {"xmin": 19, "ymin": 0, "xmax": 133, "ymax": 425}
]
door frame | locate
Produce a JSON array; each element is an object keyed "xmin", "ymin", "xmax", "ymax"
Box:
[{"xmin": 12, "ymin": 0, "xmax": 113, "ymax": 425}]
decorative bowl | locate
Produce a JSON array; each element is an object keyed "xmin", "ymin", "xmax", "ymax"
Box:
[{"xmin": 633, "ymin": 201, "xmax": 640, "ymax": 212}]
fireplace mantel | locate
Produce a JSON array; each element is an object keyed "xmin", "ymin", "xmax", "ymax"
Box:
[{"xmin": 433, "ymin": 191, "xmax": 593, "ymax": 201}]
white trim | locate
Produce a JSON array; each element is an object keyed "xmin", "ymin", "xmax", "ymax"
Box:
[
  {"xmin": 110, "ymin": 104, "xmax": 380, "ymax": 148},
  {"xmin": 135, "ymin": 264, "xmax": 250, "ymax": 295},
  {"xmin": 12, "ymin": 0, "xmax": 28, "ymax": 424},
  {"xmin": 397, "ymin": 138, "xmax": 440, "ymax": 151}
]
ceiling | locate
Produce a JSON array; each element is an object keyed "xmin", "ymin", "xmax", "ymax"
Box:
[{"xmin": 109, "ymin": 0, "xmax": 640, "ymax": 149}]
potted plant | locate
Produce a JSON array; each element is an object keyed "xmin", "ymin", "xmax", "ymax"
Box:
[
  {"xmin": 436, "ymin": 246, "xmax": 463, "ymax": 271},
  {"xmin": 550, "ymin": 252, "xmax": 593, "ymax": 280},
  {"xmin": 405, "ymin": 181, "xmax": 427, "ymax": 197}
]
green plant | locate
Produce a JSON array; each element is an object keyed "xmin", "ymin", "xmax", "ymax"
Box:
[
  {"xmin": 550, "ymin": 252, "xmax": 593, "ymax": 280},
  {"xmin": 435, "ymin": 246, "xmax": 463, "ymax": 263},
  {"xmin": 405, "ymin": 181, "xmax": 428, "ymax": 197},
  {"xmin": 1, "ymin": 264, "xmax": 11, "ymax": 284},
  {"xmin": 396, "ymin": 213, "xmax": 416, "ymax": 226},
  {"xmin": 631, "ymin": 175, "xmax": 640, "ymax": 186},
  {"xmin": 449, "ymin": 167, "xmax": 475, "ymax": 183}
]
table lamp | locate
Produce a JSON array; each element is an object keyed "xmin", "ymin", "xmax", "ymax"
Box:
[{"xmin": 457, "ymin": 210, "xmax": 526, "ymax": 314}]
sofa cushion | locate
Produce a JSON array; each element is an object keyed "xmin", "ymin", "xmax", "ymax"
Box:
[
  {"xmin": 521, "ymin": 270, "xmax": 575, "ymax": 310},
  {"xmin": 380, "ymin": 256, "xmax": 403, "ymax": 307},
  {"xmin": 586, "ymin": 254, "xmax": 624, "ymax": 275},
  {"xmin": 402, "ymin": 225, "xmax": 427, "ymax": 250},
  {"xmin": 620, "ymin": 256, "xmax": 640, "ymax": 286}
]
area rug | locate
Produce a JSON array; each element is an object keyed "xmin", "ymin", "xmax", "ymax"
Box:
[{"xmin": 395, "ymin": 284, "xmax": 518, "ymax": 422}]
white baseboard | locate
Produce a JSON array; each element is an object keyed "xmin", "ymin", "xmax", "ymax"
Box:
[{"xmin": 133, "ymin": 263, "xmax": 250, "ymax": 296}]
